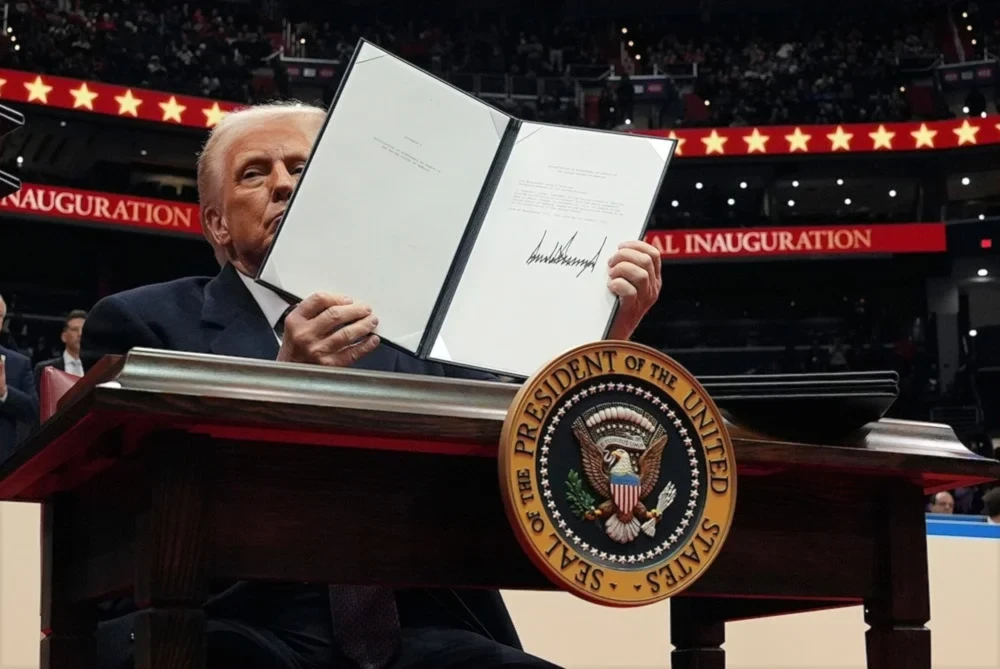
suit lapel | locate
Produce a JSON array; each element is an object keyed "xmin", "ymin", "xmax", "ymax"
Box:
[{"xmin": 201, "ymin": 264, "xmax": 280, "ymax": 360}]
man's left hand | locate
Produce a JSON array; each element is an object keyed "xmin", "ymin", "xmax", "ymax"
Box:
[{"xmin": 606, "ymin": 240, "xmax": 662, "ymax": 340}]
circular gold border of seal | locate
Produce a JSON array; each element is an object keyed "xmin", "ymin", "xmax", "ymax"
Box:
[{"xmin": 499, "ymin": 340, "xmax": 737, "ymax": 607}]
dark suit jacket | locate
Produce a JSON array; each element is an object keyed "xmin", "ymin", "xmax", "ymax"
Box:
[
  {"xmin": 33, "ymin": 355, "xmax": 65, "ymax": 391},
  {"xmin": 81, "ymin": 263, "xmax": 523, "ymax": 655},
  {"xmin": 0, "ymin": 344, "xmax": 37, "ymax": 462}
]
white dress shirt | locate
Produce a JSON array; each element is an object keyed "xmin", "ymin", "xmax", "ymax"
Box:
[
  {"xmin": 236, "ymin": 270, "xmax": 291, "ymax": 343},
  {"xmin": 63, "ymin": 350, "xmax": 84, "ymax": 377}
]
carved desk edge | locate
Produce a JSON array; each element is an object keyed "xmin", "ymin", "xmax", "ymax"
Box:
[{"xmin": 0, "ymin": 347, "xmax": 997, "ymax": 502}]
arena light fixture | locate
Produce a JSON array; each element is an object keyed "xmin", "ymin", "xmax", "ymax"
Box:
[
  {"xmin": 621, "ymin": 27, "xmax": 628, "ymax": 35},
  {"xmin": 836, "ymin": 178, "xmax": 844, "ymax": 186},
  {"xmin": 628, "ymin": 40, "xmax": 634, "ymax": 47},
  {"xmin": 787, "ymin": 200, "xmax": 795, "ymax": 207},
  {"xmin": 15, "ymin": 156, "xmax": 23, "ymax": 166},
  {"xmin": 695, "ymin": 182, "xmax": 704, "ymax": 190},
  {"xmin": 982, "ymin": 112, "xmax": 988, "ymax": 119},
  {"xmin": 791, "ymin": 180, "xmax": 800, "ymax": 188},
  {"xmin": 727, "ymin": 198, "xmax": 735, "ymax": 206},
  {"xmin": 704, "ymin": 100, "xmax": 711, "ymax": 107},
  {"xmin": 739, "ymin": 181, "xmax": 748, "ymax": 189},
  {"xmin": 889, "ymin": 189, "xmax": 897, "ymax": 197},
  {"xmin": 963, "ymin": 106, "xmax": 970, "ymax": 114},
  {"xmin": 844, "ymin": 197, "xmax": 852, "ymax": 205},
  {"xmin": 899, "ymin": 86, "xmax": 905, "ymax": 93},
  {"xmin": 12, "ymin": 44, "xmax": 18, "ymax": 51},
  {"xmin": 671, "ymin": 200, "xmax": 679, "ymax": 208},
  {"xmin": 962, "ymin": 177, "xmax": 971, "ymax": 186},
  {"xmin": 979, "ymin": 214, "xmax": 986, "ymax": 221},
  {"xmin": 972, "ymin": 39, "xmax": 978, "ymax": 45},
  {"xmin": 977, "ymin": 268, "xmax": 989, "ymax": 277},
  {"xmin": 969, "ymin": 329, "xmax": 978, "ymax": 337}
]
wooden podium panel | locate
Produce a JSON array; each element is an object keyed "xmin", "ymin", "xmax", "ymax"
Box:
[{"xmin": 0, "ymin": 348, "xmax": 998, "ymax": 669}]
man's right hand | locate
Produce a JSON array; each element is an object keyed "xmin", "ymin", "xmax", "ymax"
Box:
[{"xmin": 277, "ymin": 293, "xmax": 380, "ymax": 367}]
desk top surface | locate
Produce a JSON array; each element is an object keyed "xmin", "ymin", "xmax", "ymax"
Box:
[{"xmin": 1, "ymin": 348, "xmax": 997, "ymax": 501}]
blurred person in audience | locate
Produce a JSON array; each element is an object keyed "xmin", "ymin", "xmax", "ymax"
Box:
[
  {"xmin": 81, "ymin": 100, "xmax": 663, "ymax": 669},
  {"xmin": 983, "ymin": 488, "xmax": 1000, "ymax": 525},
  {"xmin": 928, "ymin": 491, "xmax": 955, "ymax": 514},
  {"xmin": 33, "ymin": 309, "xmax": 88, "ymax": 386},
  {"xmin": 0, "ymin": 294, "xmax": 24, "ymax": 354},
  {"xmin": 0, "ymin": 318, "xmax": 38, "ymax": 461}
]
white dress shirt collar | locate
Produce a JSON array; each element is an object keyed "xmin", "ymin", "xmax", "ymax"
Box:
[
  {"xmin": 62, "ymin": 350, "xmax": 84, "ymax": 377},
  {"xmin": 235, "ymin": 269, "xmax": 291, "ymax": 335}
]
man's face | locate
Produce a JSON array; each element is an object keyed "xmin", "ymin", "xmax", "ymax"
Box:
[
  {"xmin": 929, "ymin": 492, "xmax": 954, "ymax": 514},
  {"xmin": 211, "ymin": 115, "xmax": 319, "ymax": 275},
  {"xmin": 61, "ymin": 317, "xmax": 85, "ymax": 353}
]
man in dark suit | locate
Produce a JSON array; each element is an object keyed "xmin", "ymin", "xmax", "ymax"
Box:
[
  {"xmin": 83, "ymin": 101, "xmax": 663, "ymax": 669},
  {"xmin": 0, "ymin": 342, "xmax": 37, "ymax": 462},
  {"xmin": 34, "ymin": 309, "xmax": 88, "ymax": 388}
]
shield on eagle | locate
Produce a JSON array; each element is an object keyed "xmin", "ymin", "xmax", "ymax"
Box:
[{"xmin": 610, "ymin": 470, "xmax": 641, "ymax": 514}]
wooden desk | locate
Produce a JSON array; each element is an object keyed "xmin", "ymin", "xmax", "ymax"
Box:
[{"xmin": 1, "ymin": 349, "xmax": 997, "ymax": 669}]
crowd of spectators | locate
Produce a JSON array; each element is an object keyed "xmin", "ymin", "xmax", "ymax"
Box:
[{"xmin": 0, "ymin": 0, "xmax": 983, "ymax": 127}]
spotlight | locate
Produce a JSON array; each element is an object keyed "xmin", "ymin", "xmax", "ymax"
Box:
[
  {"xmin": 972, "ymin": 39, "xmax": 978, "ymax": 46},
  {"xmin": 888, "ymin": 189, "xmax": 897, "ymax": 197},
  {"xmin": 787, "ymin": 199, "xmax": 796, "ymax": 207},
  {"xmin": 727, "ymin": 198, "xmax": 735, "ymax": 206},
  {"xmin": 791, "ymin": 180, "xmax": 800, "ymax": 188},
  {"xmin": 963, "ymin": 106, "xmax": 970, "ymax": 114},
  {"xmin": 962, "ymin": 177, "xmax": 971, "ymax": 186},
  {"xmin": 695, "ymin": 182, "xmax": 704, "ymax": 190},
  {"xmin": 977, "ymin": 268, "xmax": 989, "ymax": 277},
  {"xmin": 836, "ymin": 178, "xmax": 844, "ymax": 186},
  {"xmin": 704, "ymin": 100, "xmax": 711, "ymax": 107},
  {"xmin": 963, "ymin": 11, "xmax": 968, "ymax": 18},
  {"xmin": 671, "ymin": 200, "xmax": 679, "ymax": 208},
  {"xmin": 982, "ymin": 112, "xmax": 988, "ymax": 119},
  {"xmin": 739, "ymin": 181, "xmax": 748, "ymax": 189},
  {"xmin": 140, "ymin": 149, "xmax": 148, "ymax": 156},
  {"xmin": 621, "ymin": 27, "xmax": 628, "ymax": 34},
  {"xmin": 9, "ymin": 36, "xmax": 15, "ymax": 43},
  {"xmin": 899, "ymin": 86, "xmax": 905, "ymax": 93},
  {"xmin": 844, "ymin": 197, "xmax": 852, "ymax": 205},
  {"xmin": 15, "ymin": 156, "xmax": 23, "ymax": 166},
  {"xmin": 5, "ymin": 27, "xmax": 11, "ymax": 34},
  {"xmin": 628, "ymin": 40, "xmax": 634, "ymax": 47},
  {"xmin": 967, "ymin": 25, "xmax": 973, "ymax": 32},
  {"xmin": 969, "ymin": 329, "xmax": 978, "ymax": 337},
  {"xmin": 12, "ymin": 44, "xmax": 18, "ymax": 51},
  {"xmin": 59, "ymin": 121, "xmax": 66, "ymax": 127},
  {"xmin": 624, "ymin": 118, "xmax": 632, "ymax": 125},
  {"xmin": 635, "ymin": 54, "xmax": 641, "ymax": 60},
  {"xmin": 979, "ymin": 214, "xmax": 986, "ymax": 221},
  {"xmin": 299, "ymin": 37, "xmax": 306, "ymax": 44}
]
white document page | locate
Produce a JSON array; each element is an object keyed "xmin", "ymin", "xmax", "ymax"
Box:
[
  {"xmin": 257, "ymin": 41, "xmax": 510, "ymax": 352},
  {"xmin": 431, "ymin": 122, "xmax": 675, "ymax": 377}
]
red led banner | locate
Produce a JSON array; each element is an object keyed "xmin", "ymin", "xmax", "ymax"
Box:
[
  {"xmin": 0, "ymin": 183, "xmax": 201, "ymax": 234},
  {"xmin": 0, "ymin": 183, "xmax": 948, "ymax": 261},
  {"xmin": 0, "ymin": 69, "xmax": 243, "ymax": 129},
  {"xmin": 644, "ymin": 224, "xmax": 947, "ymax": 259},
  {"xmin": 0, "ymin": 68, "xmax": 998, "ymax": 158}
]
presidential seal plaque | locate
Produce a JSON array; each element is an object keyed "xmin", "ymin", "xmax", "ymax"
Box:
[{"xmin": 499, "ymin": 341, "xmax": 737, "ymax": 606}]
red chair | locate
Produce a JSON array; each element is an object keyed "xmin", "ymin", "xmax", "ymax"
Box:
[{"xmin": 38, "ymin": 367, "xmax": 80, "ymax": 423}]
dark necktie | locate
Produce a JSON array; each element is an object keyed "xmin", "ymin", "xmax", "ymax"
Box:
[{"xmin": 273, "ymin": 305, "xmax": 402, "ymax": 669}]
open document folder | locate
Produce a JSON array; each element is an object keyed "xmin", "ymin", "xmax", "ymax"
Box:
[{"xmin": 257, "ymin": 38, "xmax": 677, "ymax": 378}]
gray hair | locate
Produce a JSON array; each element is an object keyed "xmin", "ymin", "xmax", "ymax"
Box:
[{"xmin": 195, "ymin": 100, "xmax": 326, "ymax": 234}]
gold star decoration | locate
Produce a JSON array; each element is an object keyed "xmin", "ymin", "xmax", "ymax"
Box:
[
  {"xmin": 785, "ymin": 127, "xmax": 811, "ymax": 152},
  {"xmin": 667, "ymin": 131, "xmax": 685, "ymax": 156},
  {"xmin": 202, "ymin": 102, "xmax": 227, "ymax": 128},
  {"xmin": 869, "ymin": 125, "xmax": 895, "ymax": 150},
  {"xmin": 115, "ymin": 89, "xmax": 143, "ymax": 117},
  {"xmin": 911, "ymin": 124, "xmax": 937, "ymax": 149},
  {"xmin": 69, "ymin": 82, "xmax": 99, "ymax": 110},
  {"xmin": 159, "ymin": 95, "xmax": 187, "ymax": 123},
  {"xmin": 953, "ymin": 119, "xmax": 980, "ymax": 146},
  {"xmin": 701, "ymin": 129, "xmax": 728, "ymax": 155},
  {"xmin": 23, "ymin": 76, "xmax": 53, "ymax": 104},
  {"xmin": 826, "ymin": 126, "xmax": 853, "ymax": 151},
  {"xmin": 743, "ymin": 128, "xmax": 770, "ymax": 153}
]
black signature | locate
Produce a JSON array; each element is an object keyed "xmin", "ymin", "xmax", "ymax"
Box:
[{"xmin": 525, "ymin": 230, "xmax": 607, "ymax": 277}]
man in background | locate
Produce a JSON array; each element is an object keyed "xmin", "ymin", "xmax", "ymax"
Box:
[
  {"xmin": 928, "ymin": 491, "xmax": 955, "ymax": 514},
  {"xmin": 34, "ymin": 309, "xmax": 88, "ymax": 387},
  {"xmin": 0, "ymin": 337, "xmax": 37, "ymax": 461},
  {"xmin": 983, "ymin": 488, "xmax": 1000, "ymax": 525}
]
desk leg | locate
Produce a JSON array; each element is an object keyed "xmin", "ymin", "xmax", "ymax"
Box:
[
  {"xmin": 133, "ymin": 439, "xmax": 210, "ymax": 669},
  {"xmin": 41, "ymin": 498, "xmax": 97, "ymax": 669},
  {"xmin": 671, "ymin": 598, "xmax": 725, "ymax": 669},
  {"xmin": 864, "ymin": 481, "xmax": 930, "ymax": 669}
]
